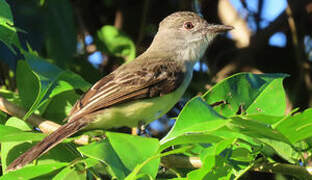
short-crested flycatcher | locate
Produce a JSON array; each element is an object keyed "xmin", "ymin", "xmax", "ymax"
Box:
[{"xmin": 7, "ymin": 11, "xmax": 233, "ymax": 171}]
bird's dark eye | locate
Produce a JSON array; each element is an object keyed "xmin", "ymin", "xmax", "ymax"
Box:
[{"xmin": 184, "ymin": 22, "xmax": 194, "ymax": 30}]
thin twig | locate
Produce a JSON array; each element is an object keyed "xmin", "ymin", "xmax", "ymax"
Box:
[
  {"xmin": 161, "ymin": 155, "xmax": 312, "ymax": 179},
  {"xmin": 114, "ymin": 9, "xmax": 123, "ymax": 30},
  {"xmin": 161, "ymin": 155, "xmax": 202, "ymax": 169}
]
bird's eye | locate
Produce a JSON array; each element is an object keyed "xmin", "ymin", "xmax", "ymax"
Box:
[{"xmin": 184, "ymin": 22, "xmax": 194, "ymax": 30}]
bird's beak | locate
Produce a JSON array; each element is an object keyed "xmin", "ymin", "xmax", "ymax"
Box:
[{"xmin": 206, "ymin": 24, "xmax": 234, "ymax": 33}]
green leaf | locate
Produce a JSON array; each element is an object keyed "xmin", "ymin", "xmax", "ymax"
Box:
[
  {"xmin": 229, "ymin": 116, "xmax": 289, "ymax": 143},
  {"xmin": 96, "ymin": 25, "xmax": 136, "ymax": 61},
  {"xmin": 127, "ymin": 146, "xmax": 193, "ymax": 180},
  {"xmin": 275, "ymin": 108, "xmax": 312, "ymax": 144},
  {"xmin": 210, "ymin": 126, "xmax": 260, "ymax": 147},
  {"xmin": 202, "ymin": 73, "xmax": 288, "ymax": 117},
  {"xmin": 0, "ymin": 0, "xmax": 21, "ymax": 53},
  {"xmin": 42, "ymin": 90, "xmax": 80, "ymax": 124},
  {"xmin": 44, "ymin": 0, "xmax": 77, "ymax": 68},
  {"xmin": 231, "ymin": 148, "xmax": 253, "ymax": 162},
  {"xmin": 0, "ymin": 89, "xmax": 22, "ymax": 107},
  {"xmin": 187, "ymin": 156, "xmax": 233, "ymax": 180},
  {"xmin": 244, "ymin": 114, "xmax": 284, "ymax": 125},
  {"xmin": 1, "ymin": 117, "xmax": 33, "ymax": 171},
  {"xmin": 258, "ymin": 138, "xmax": 299, "ymax": 163},
  {"xmin": 0, "ymin": 0, "xmax": 13, "ymax": 23},
  {"xmin": 107, "ymin": 132, "xmax": 160, "ymax": 179},
  {"xmin": 0, "ymin": 124, "xmax": 46, "ymax": 142},
  {"xmin": 161, "ymin": 97, "xmax": 228, "ymax": 147},
  {"xmin": 78, "ymin": 139, "xmax": 128, "ymax": 179},
  {"xmin": 24, "ymin": 50, "xmax": 90, "ymax": 93},
  {"xmin": 159, "ymin": 134, "xmax": 224, "ymax": 152},
  {"xmin": 16, "ymin": 60, "xmax": 40, "ymax": 110},
  {"xmin": 0, "ymin": 162, "xmax": 68, "ymax": 180},
  {"xmin": 17, "ymin": 51, "xmax": 90, "ymax": 119},
  {"xmin": 82, "ymin": 158, "xmax": 100, "ymax": 169},
  {"xmin": 202, "ymin": 139, "xmax": 235, "ymax": 169},
  {"xmin": 53, "ymin": 163, "xmax": 86, "ymax": 180},
  {"xmin": 187, "ymin": 139, "xmax": 235, "ymax": 179}
]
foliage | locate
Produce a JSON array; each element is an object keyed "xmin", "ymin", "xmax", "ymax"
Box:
[
  {"xmin": 96, "ymin": 25, "xmax": 136, "ymax": 62},
  {"xmin": 1, "ymin": 0, "xmax": 312, "ymax": 180}
]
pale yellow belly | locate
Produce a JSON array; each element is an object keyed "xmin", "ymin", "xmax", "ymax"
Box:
[{"xmin": 86, "ymin": 71, "xmax": 192, "ymax": 130}]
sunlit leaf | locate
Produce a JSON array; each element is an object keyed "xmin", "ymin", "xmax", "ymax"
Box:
[
  {"xmin": 78, "ymin": 139, "xmax": 128, "ymax": 179},
  {"xmin": 203, "ymin": 73, "xmax": 288, "ymax": 117},
  {"xmin": 0, "ymin": 0, "xmax": 21, "ymax": 53},
  {"xmin": 96, "ymin": 25, "xmax": 136, "ymax": 62},
  {"xmin": 107, "ymin": 132, "xmax": 160, "ymax": 179}
]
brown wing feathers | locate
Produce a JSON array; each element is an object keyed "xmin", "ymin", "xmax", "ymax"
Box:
[{"xmin": 69, "ymin": 59, "xmax": 185, "ymax": 121}]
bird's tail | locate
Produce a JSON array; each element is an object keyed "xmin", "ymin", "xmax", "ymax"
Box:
[{"xmin": 6, "ymin": 118, "xmax": 89, "ymax": 171}]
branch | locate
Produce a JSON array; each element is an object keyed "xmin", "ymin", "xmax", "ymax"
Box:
[
  {"xmin": 0, "ymin": 96, "xmax": 88, "ymax": 145},
  {"xmin": 252, "ymin": 159, "xmax": 312, "ymax": 180},
  {"xmin": 114, "ymin": 9, "xmax": 123, "ymax": 30},
  {"xmin": 0, "ymin": 96, "xmax": 60, "ymax": 133},
  {"xmin": 160, "ymin": 155, "xmax": 312, "ymax": 179},
  {"xmin": 161, "ymin": 155, "xmax": 202, "ymax": 169}
]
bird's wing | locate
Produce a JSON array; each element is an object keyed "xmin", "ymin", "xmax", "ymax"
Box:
[{"xmin": 68, "ymin": 58, "xmax": 185, "ymax": 122}]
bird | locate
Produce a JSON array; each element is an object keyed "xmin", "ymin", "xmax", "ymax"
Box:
[{"xmin": 7, "ymin": 11, "xmax": 233, "ymax": 171}]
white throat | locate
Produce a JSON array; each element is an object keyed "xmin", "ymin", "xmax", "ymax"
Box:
[{"xmin": 177, "ymin": 39, "xmax": 209, "ymax": 65}]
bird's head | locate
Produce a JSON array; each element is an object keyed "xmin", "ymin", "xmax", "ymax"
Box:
[{"xmin": 148, "ymin": 11, "xmax": 233, "ymax": 63}]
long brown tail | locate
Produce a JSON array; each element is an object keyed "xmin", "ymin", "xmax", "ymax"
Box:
[{"xmin": 6, "ymin": 118, "xmax": 89, "ymax": 171}]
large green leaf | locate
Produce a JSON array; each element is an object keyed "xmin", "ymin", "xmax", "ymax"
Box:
[
  {"xmin": 107, "ymin": 132, "xmax": 160, "ymax": 179},
  {"xmin": 41, "ymin": 90, "xmax": 80, "ymax": 124},
  {"xmin": 96, "ymin": 25, "xmax": 136, "ymax": 62},
  {"xmin": 0, "ymin": 0, "xmax": 21, "ymax": 53},
  {"xmin": 24, "ymin": 50, "xmax": 90, "ymax": 92},
  {"xmin": 16, "ymin": 60, "xmax": 40, "ymax": 110},
  {"xmin": 161, "ymin": 97, "xmax": 228, "ymax": 148},
  {"xmin": 202, "ymin": 73, "xmax": 288, "ymax": 117},
  {"xmin": 78, "ymin": 139, "xmax": 128, "ymax": 179},
  {"xmin": 16, "ymin": 51, "xmax": 90, "ymax": 119}
]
